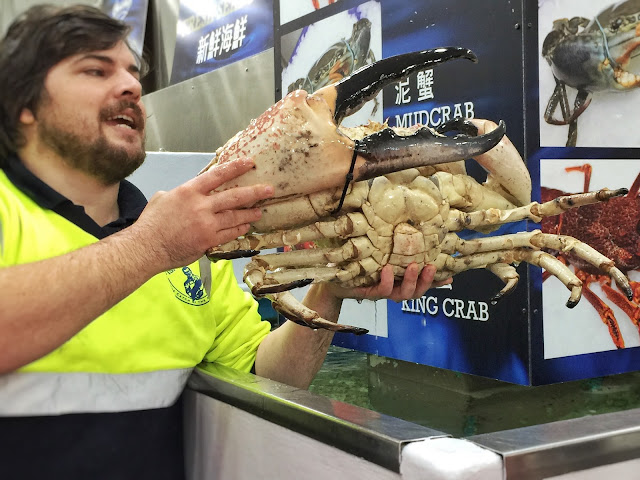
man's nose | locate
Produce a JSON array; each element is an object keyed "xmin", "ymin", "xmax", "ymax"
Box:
[{"xmin": 116, "ymin": 69, "xmax": 142, "ymax": 100}]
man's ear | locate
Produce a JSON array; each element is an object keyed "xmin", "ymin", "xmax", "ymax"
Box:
[{"xmin": 19, "ymin": 108, "xmax": 36, "ymax": 125}]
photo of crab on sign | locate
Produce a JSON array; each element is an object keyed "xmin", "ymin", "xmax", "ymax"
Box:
[
  {"xmin": 538, "ymin": 0, "xmax": 640, "ymax": 148},
  {"xmin": 541, "ymin": 159, "xmax": 640, "ymax": 357}
]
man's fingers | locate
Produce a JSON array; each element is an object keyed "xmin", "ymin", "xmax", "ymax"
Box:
[
  {"xmin": 415, "ymin": 264, "xmax": 437, "ymax": 293},
  {"xmin": 212, "ymin": 184, "xmax": 274, "ymax": 212},
  {"xmin": 194, "ymin": 158, "xmax": 256, "ymax": 193},
  {"xmin": 397, "ymin": 263, "xmax": 420, "ymax": 299},
  {"xmin": 215, "ymin": 223, "xmax": 252, "ymax": 247},
  {"xmin": 375, "ymin": 264, "xmax": 395, "ymax": 297},
  {"xmin": 215, "ymin": 207, "xmax": 262, "ymax": 231}
]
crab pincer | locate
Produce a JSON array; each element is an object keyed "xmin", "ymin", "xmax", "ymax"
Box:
[{"xmin": 203, "ymin": 47, "xmax": 506, "ymax": 213}]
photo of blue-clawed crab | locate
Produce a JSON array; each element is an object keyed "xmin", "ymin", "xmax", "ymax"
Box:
[
  {"xmin": 538, "ymin": 0, "xmax": 640, "ymax": 147},
  {"xmin": 280, "ymin": 0, "xmax": 383, "ymax": 128}
]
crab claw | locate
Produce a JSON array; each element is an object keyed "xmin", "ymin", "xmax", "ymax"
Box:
[
  {"xmin": 437, "ymin": 117, "xmax": 531, "ymax": 206},
  {"xmin": 205, "ymin": 47, "xmax": 501, "ymax": 214},
  {"xmin": 351, "ymin": 119, "xmax": 506, "ymax": 182}
]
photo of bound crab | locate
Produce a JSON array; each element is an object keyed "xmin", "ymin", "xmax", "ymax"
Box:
[
  {"xmin": 539, "ymin": 0, "xmax": 640, "ymax": 147},
  {"xmin": 541, "ymin": 160, "xmax": 640, "ymax": 354},
  {"xmin": 281, "ymin": 1, "xmax": 381, "ymax": 128},
  {"xmin": 286, "ymin": 17, "xmax": 376, "ymax": 97},
  {"xmin": 199, "ymin": 48, "xmax": 632, "ymax": 335}
]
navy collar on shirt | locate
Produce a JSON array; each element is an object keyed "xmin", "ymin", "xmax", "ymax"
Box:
[{"xmin": 3, "ymin": 154, "xmax": 147, "ymax": 239}]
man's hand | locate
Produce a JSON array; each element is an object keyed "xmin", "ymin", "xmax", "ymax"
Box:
[
  {"xmin": 327, "ymin": 263, "xmax": 452, "ymax": 303},
  {"xmin": 132, "ymin": 158, "xmax": 274, "ymax": 271}
]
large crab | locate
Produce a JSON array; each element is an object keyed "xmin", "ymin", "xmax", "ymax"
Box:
[
  {"xmin": 202, "ymin": 48, "xmax": 632, "ymax": 333},
  {"xmin": 541, "ymin": 0, "xmax": 640, "ymax": 146}
]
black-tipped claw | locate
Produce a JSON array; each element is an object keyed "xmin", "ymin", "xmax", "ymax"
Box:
[
  {"xmin": 354, "ymin": 120, "xmax": 506, "ymax": 181},
  {"xmin": 436, "ymin": 117, "xmax": 480, "ymax": 136},
  {"xmin": 339, "ymin": 325, "xmax": 369, "ymax": 335},
  {"xmin": 207, "ymin": 249, "xmax": 260, "ymax": 261},
  {"xmin": 490, "ymin": 292, "xmax": 505, "ymax": 306},
  {"xmin": 255, "ymin": 278, "xmax": 314, "ymax": 295},
  {"xmin": 332, "ymin": 47, "xmax": 477, "ymax": 123},
  {"xmin": 608, "ymin": 188, "xmax": 629, "ymax": 199},
  {"xmin": 566, "ymin": 299, "xmax": 579, "ymax": 308}
]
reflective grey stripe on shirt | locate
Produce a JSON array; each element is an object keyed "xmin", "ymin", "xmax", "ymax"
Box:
[
  {"xmin": 198, "ymin": 255, "xmax": 212, "ymax": 297},
  {"xmin": 0, "ymin": 368, "xmax": 193, "ymax": 416}
]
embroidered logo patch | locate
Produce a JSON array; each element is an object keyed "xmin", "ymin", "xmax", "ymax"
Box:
[{"xmin": 166, "ymin": 266, "xmax": 210, "ymax": 306}]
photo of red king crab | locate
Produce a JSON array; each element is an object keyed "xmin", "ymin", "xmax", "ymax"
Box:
[
  {"xmin": 542, "ymin": 161, "xmax": 640, "ymax": 350},
  {"xmin": 312, "ymin": 0, "xmax": 338, "ymax": 10}
]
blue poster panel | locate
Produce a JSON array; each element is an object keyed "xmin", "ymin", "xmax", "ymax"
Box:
[
  {"xmin": 278, "ymin": 0, "xmax": 532, "ymax": 384},
  {"xmin": 171, "ymin": 0, "xmax": 274, "ymax": 85}
]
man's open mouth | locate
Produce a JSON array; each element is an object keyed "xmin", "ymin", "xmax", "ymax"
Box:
[{"xmin": 108, "ymin": 114, "xmax": 137, "ymax": 130}]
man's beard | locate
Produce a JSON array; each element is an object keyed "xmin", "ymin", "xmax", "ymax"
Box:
[{"xmin": 37, "ymin": 108, "xmax": 146, "ymax": 186}]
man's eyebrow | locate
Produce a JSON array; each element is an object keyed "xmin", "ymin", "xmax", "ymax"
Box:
[{"xmin": 74, "ymin": 53, "xmax": 141, "ymax": 75}]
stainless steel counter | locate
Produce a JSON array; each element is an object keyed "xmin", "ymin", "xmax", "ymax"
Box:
[
  {"xmin": 187, "ymin": 362, "xmax": 640, "ymax": 478},
  {"xmin": 470, "ymin": 409, "xmax": 640, "ymax": 479},
  {"xmin": 187, "ymin": 364, "xmax": 445, "ymax": 472}
]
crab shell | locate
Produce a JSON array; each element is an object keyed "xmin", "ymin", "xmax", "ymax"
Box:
[{"xmin": 210, "ymin": 88, "xmax": 356, "ymax": 199}]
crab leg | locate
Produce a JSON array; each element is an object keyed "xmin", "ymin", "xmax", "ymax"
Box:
[
  {"xmin": 441, "ymin": 230, "xmax": 631, "ymax": 302},
  {"xmin": 253, "ymin": 245, "xmax": 580, "ymax": 335},
  {"xmin": 209, "ymin": 183, "xmax": 628, "ymax": 260},
  {"xmin": 486, "ymin": 263, "xmax": 520, "ymax": 304},
  {"xmin": 208, "ymin": 211, "xmax": 371, "ymax": 258},
  {"xmin": 268, "ymin": 291, "xmax": 369, "ymax": 335},
  {"xmin": 434, "ymin": 248, "xmax": 584, "ymax": 306},
  {"xmin": 444, "ymin": 187, "xmax": 628, "ymax": 232},
  {"xmin": 435, "ymin": 230, "xmax": 630, "ymax": 305}
]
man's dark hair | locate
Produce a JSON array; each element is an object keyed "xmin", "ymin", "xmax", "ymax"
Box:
[{"xmin": 0, "ymin": 4, "xmax": 146, "ymax": 163}]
